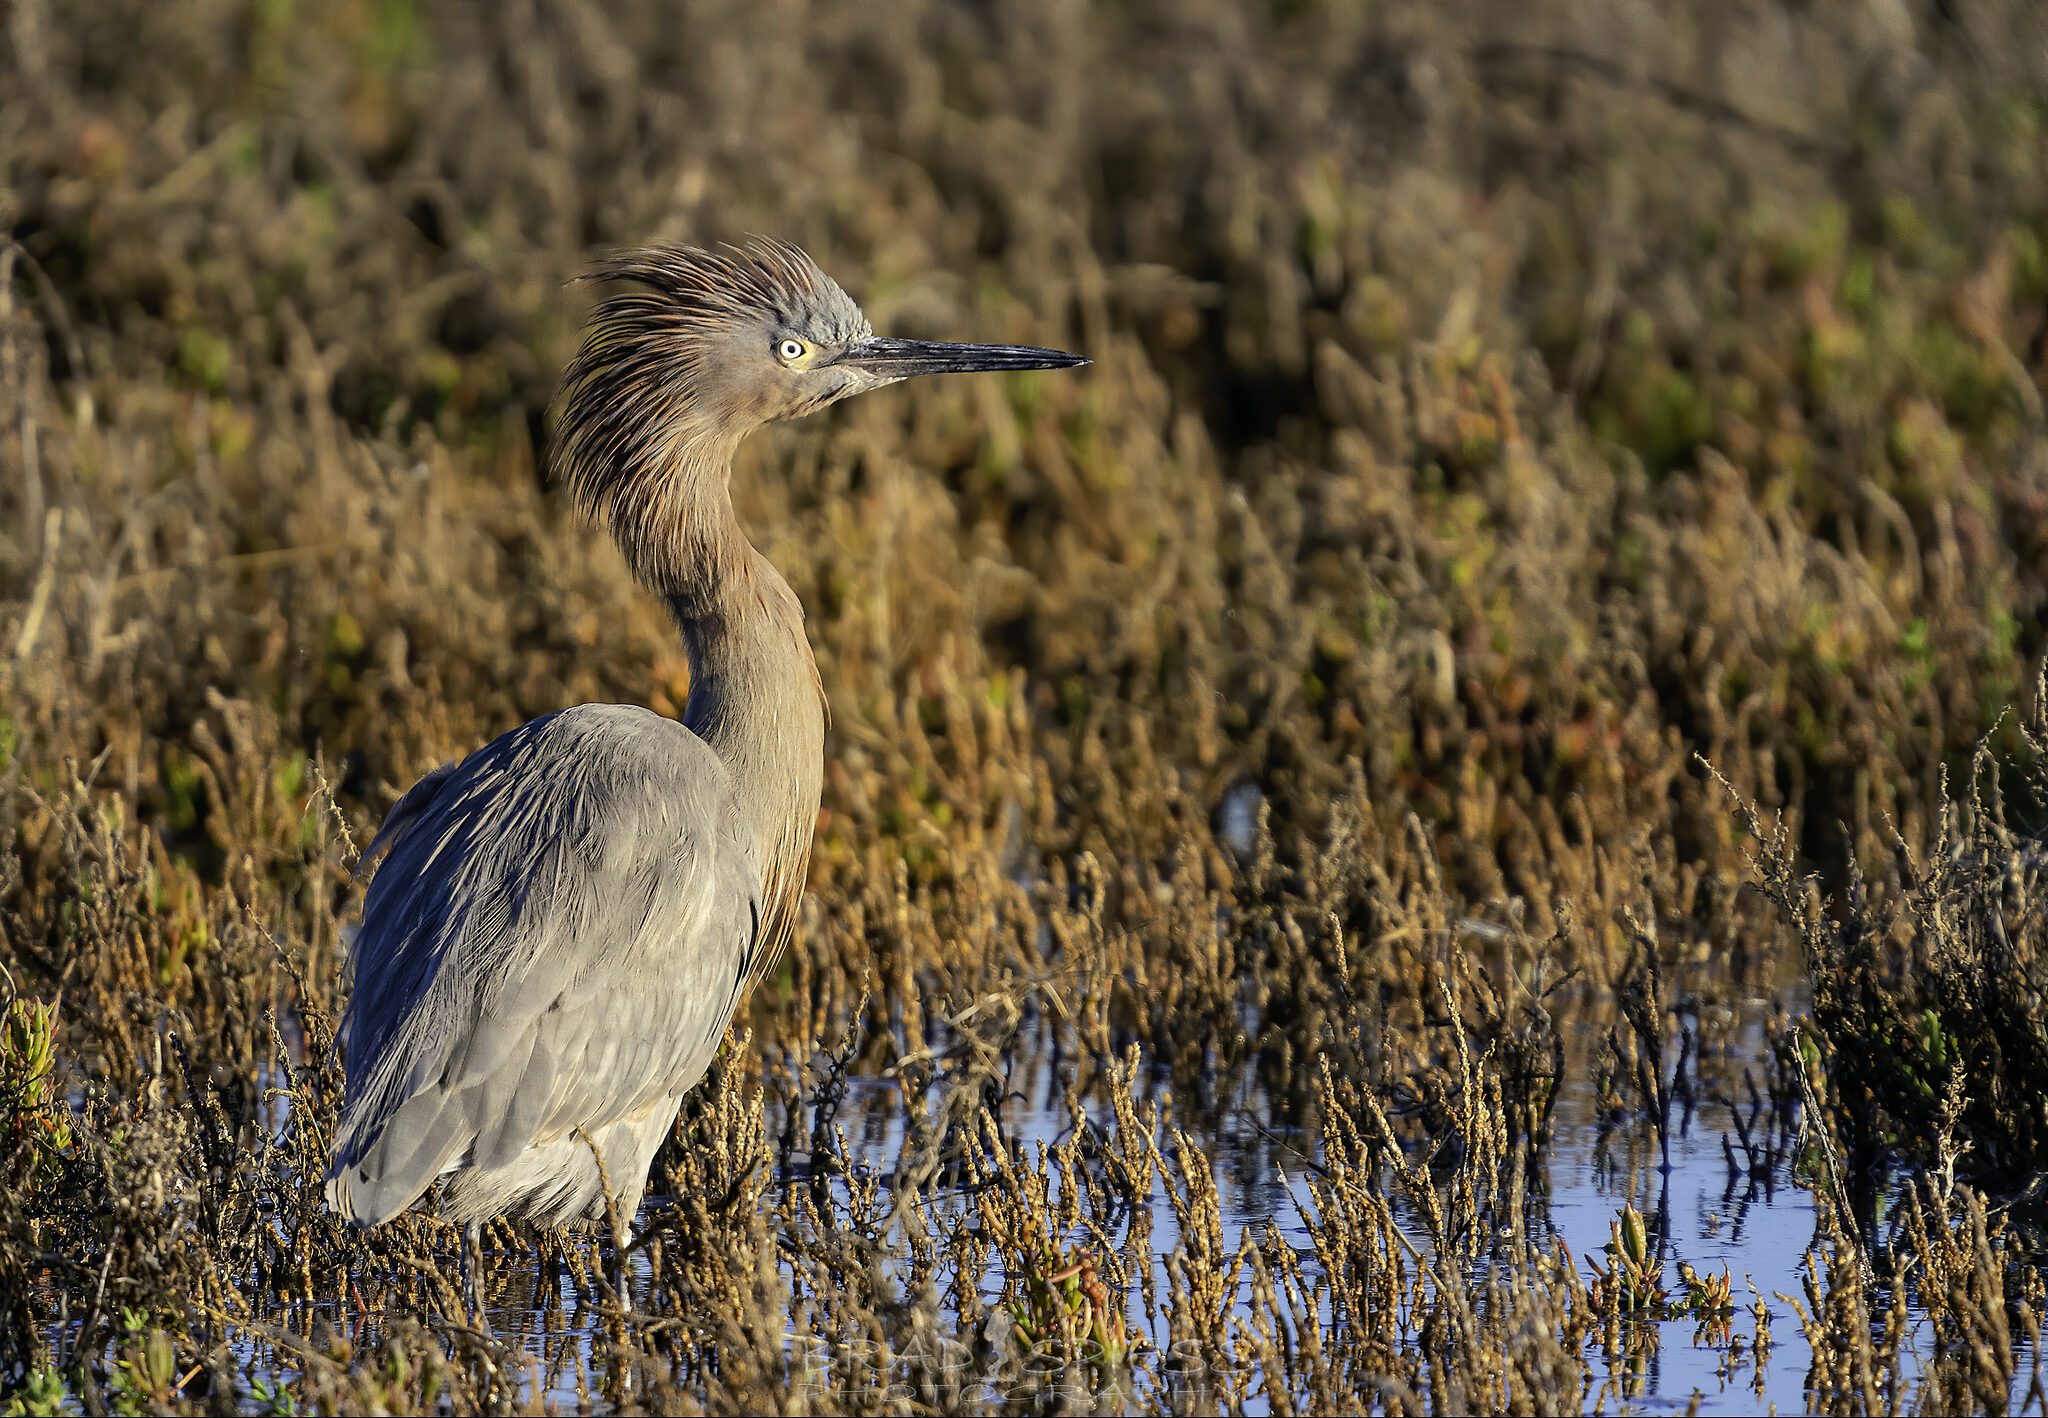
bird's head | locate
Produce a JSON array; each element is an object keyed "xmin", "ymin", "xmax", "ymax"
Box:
[{"xmin": 553, "ymin": 241, "xmax": 1085, "ymax": 524}]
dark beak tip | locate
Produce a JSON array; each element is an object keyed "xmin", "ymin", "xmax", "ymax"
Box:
[{"xmin": 1027, "ymin": 349, "xmax": 1088, "ymax": 372}]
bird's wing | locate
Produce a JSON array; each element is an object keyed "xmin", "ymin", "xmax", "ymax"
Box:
[
  {"xmin": 352, "ymin": 757, "xmax": 463, "ymax": 878},
  {"xmin": 325, "ymin": 704, "xmax": 760, "ymax": 1225}
]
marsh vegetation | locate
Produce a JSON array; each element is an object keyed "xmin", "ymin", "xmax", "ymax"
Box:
[{"xmin": 5, "ymin": 0, "xmax": 2048, "ymax": 1411}]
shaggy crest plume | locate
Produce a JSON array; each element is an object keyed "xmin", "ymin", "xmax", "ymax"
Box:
[{"xmin": 550, "ymin": 240, "xmax": 868, "ymax": 533}]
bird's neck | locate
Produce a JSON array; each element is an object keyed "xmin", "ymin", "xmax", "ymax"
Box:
[
  {"xmin": 667, "ymin": 549, "xmax": 826, "ymax": 779},
  {"xmin": 625, "ymin": 462, "xmax": 825, "ymax": 966}
]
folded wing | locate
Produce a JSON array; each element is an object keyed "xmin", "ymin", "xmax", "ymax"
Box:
[{"xmin": 325, "ymin": 703, "xmax": 760, "ymax": 1226}]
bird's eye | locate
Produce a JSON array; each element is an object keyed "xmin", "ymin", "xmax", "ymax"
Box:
[{"xmin": 775, "ymin": 338, "xmax": 807, "ymax": 364}]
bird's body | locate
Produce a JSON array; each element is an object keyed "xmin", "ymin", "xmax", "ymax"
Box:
[
  {"xmin": 328, "ymin": 703, "xmax": 767, "ymax": 1227},
  {"xmin": 324, "ymin": 241, "xmax": 1081, "ymax": 1251},
  {"xmin": 327, "ymin": 547, "xmax": 823, "ymax": 1230}
]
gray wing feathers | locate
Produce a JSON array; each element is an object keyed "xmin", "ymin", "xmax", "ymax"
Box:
[
  {"xmin": 326, "ymin": 704, "xmax": 760, "ymax": 1225},
  {"xmin": 355, "ymin": 758, "xmax": 462, "ymax": 878}
]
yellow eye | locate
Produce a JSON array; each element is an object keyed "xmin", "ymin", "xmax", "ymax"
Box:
[{"xmin": 775, "ymin": 337, "xmax": 808, "ymax": 364}]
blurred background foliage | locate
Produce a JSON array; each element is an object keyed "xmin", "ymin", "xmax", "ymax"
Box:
[{"xmin": 5, "ymin": 0, "xmax": 2045, "ymax": 878}]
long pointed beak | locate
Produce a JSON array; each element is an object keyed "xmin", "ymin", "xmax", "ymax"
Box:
[{"xmin": 834, "ymin": 336, "xmax": 1087, "ymax": 378}]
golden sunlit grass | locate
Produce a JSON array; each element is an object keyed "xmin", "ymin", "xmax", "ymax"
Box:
[{"xmin": 4, "ymin": 0, "xmax": 2048, "ymax": 1411}]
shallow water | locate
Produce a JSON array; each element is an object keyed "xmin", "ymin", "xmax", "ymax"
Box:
[
  {"xmin": 33, "ymin": 990, "xmax": 2029, "ymax": 1414},
  {"xmin": 720, "ymin": 994, "xmax": 2026, "ymax": 1415},
  {"xmin": 565, "ymin": 1009, "xmax": 2012, "ymax": 1412},
  {"xmin": 967, "ymin": 1027, "xmax": 1826, "ymax": 1415}
]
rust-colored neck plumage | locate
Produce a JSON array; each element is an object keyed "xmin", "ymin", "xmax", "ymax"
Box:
[
  {"xmin": 668, "ymin": 527, "xmax": 825, "ymax": 990},
  {"xmin": 598, "ymin": 435, "xmax": 826, "ymax": 994}
]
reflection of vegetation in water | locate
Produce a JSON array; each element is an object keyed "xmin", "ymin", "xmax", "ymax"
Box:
[
  {"xmin": 1727, "ymin": 700, "xmax": 2048, "ymax": 1190},
  {"xmin": 4, "ymin": 0, "xmax": 2048, "ymax": 1410}
]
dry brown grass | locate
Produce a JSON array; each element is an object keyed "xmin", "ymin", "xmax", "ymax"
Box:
[{"xmin": 5, "ymin": 0, "xmax": 2048, "ymax": 1411}]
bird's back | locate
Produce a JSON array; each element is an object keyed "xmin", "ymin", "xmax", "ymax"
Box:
[{"xmin": 326, "ymin": 703, "xmax": 762, "ymax": 1228}]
